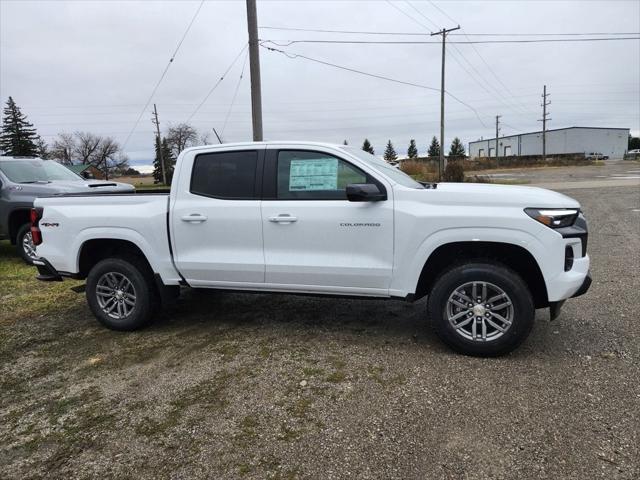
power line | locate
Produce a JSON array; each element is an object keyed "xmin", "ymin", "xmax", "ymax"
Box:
[
  {"xmin": 424, "ymin": 1, "xmax": 535, "ymax": 116},
  {"xmin": 121, "ymin": 0, "xmax": 206, "ymax": 151},
  {"xmin": 259, "ymin": 25, "xmax": 640, "ymax": 37},
  {"xmin": 184, "ymin": 43, "xmax": 248, "ymax": 123},
  {"xmin": 261, "ymin": 44, "xmax": 488, "ymax": 128},
  {"xmin": 388, "ymin": 1, "xmax": 532, "ymax": 126},
  {"xmin": 260, "ymin": 37, "xmax": 640, "ymax": 45},
  {"xmin": 221, "ymin": 50, "xmax": 250, "ymax": 137}
]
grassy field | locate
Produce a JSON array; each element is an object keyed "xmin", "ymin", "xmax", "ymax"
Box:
[{"xmin": 0, "ymin": 241, "xmax": 83, "ymax": 323}]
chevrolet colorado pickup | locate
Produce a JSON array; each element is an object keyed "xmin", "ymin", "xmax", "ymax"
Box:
[
  {"xmin": 31, "ymin": 142, "xmax": 591, "ymax": 356},
  {"xmin": 0, "ymin": 156, "xmax": 134, "ymax": 263}
]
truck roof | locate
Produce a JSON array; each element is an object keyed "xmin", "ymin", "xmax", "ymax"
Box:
[
  {"xmin": 181, "ymin": 141, "xmax": 348, "ymax": 154},
  {"xmin": 0, "ymin": 156, "xmax": 43, "ymax": 161}
]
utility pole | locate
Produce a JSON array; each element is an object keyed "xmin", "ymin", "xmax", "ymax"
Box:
[
  {"xmin": 538, "ymin": 85, "xmax": 551, "ymax": 161},
  {"xmin": 152, "ymin": 103, "xmax": 167, "ymax": 185},
  {"xmin": 431, "ymin": 25, "xmax": 460, "ymax": 180},
  {"xmin": 246, "ymin": 0, "xmax": 263, "ymax": 141},
  {"xmin": 495, "ymin": 115, "xmax": 501, "ymax": 168}
]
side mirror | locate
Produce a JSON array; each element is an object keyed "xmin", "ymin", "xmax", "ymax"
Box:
[{"xmin": 346, "ymin": 183, "xmax": 386, "ymax": 202}]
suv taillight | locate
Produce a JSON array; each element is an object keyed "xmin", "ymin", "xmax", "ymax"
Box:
[{"xmin": 30, "ymin": 208, "xmax": 43, "ymax": 245}]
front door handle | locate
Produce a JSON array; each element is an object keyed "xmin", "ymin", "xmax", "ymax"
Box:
[
  {"xmin": 269, "ymin": 214, "xmax": 298, "ymax": 223},
  {"xmin": 181, "ymin": 214, "xmax": 208, "ymax": 223}
]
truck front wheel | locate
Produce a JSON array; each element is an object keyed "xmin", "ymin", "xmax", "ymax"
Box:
[
  {"xmin": 86, "ymin": 256, "xmax": 157, "ymax": 331},
  {"xmin": 427, "ymin": 262, "xmax": 535, "ymax": 356}
]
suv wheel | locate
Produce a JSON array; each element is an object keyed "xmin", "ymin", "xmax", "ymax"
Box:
[
  {"xmin": 86, "ymin": 256, "xmax": 157, "ymax": 331},
  {"xmin": 428, "ymin": 262, "xmax": 535, "ymax": 356},
  {"xmin": 16, "ymin": 223, "xmax": 38, "ymax": 264}
]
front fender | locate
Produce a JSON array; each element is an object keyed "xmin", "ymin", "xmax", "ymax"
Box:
[{"xmin": 391, "ymin": 227, "xmax": 552, "ymax": 297}]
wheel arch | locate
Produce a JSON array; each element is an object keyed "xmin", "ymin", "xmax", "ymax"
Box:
[
  {"xmin": 413, "ymin": 241, "xmax": 549, "ymax": 308},
  {"xmin": 77, "ymin": 238, "xmax": 156, "ymax": 280}
]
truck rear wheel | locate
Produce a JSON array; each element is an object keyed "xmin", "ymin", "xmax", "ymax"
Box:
[
  {"xmin": 86, "ymin": 256, "xmax": 157, "ymax": 331},
  {"xmin": 427, "ymin": 262, "xmax": 534, "ymax": 357}
]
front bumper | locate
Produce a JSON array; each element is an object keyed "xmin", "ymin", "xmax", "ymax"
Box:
[
  {"xmin": 571, "ymin": 270, "xmax": 592, "ymax": 298},
  {"xmin": 33, "ymin": 257, "xmax": 63, "ymax": 282}
]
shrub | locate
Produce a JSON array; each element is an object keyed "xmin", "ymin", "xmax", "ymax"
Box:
[
  {"xmin": 465, "ymin": 174, "xmax": 492, "ymax": 183},
  {"xmin": 400, "ymin": 159, "xmax": 438, "ymax": 182},
  {"xmin": 442, "ymin": 161, "xmax": 464, "ymax": 182}
]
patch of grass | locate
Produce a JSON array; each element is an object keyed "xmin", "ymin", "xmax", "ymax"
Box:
[
  {"xmin": 301, "ymin": 366, "xmax": 324, "ymax": 377},
  {"xmin": 278, "ymin": 422, "xmax": 301, "ymax": 442},
  {"xmin": 0, "ymin": 240, "xmax": 83, "ymax": 323},
  {"xmin": 171, "ymin": 371, "xmax": 232, "ymax": 411},
  {"xmin": 287, "ymin": 397, "xmax": 312, "ymax": 419},
  {"xmin": 367, "ymin": 364, "xmax": 406, "ymax": 387},
  {"xmin": 214, "ymin": 341, "xmax": 241, "ymax": 360},
  {"xmin": 234, "ymin": 414, "xmax": 260, "ymax": 448},
  {"xmin": 326, "ymin": 371, "xmax": 347, "ymax": 383},
  {"xmin": 325, "ymin": 355, "xmax": 347, "ymax": 383}
]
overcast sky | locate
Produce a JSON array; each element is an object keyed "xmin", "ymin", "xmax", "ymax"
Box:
[{"xmin": 1, "ymin": 0, "xmax": 639, "ymax": 170}]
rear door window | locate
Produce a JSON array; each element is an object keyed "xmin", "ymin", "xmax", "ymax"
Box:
[{"xmin": 191, "ymin": 150, "xmax": 258, "ymax": 199}]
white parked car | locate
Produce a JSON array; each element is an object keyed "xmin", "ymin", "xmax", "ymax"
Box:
[{"xmin": 31, "ymin": 142, "xmax": 591, "ymax": 356}]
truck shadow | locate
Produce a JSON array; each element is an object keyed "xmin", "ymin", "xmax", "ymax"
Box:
[
  {"xmin": 149, "ymin": 288, "xmax": 549, "ymax": 358},
  {"xmin": 153, "ymin": 287, "xmax": 438, "ymax": 346}
]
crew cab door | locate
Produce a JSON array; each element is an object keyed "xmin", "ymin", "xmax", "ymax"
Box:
[
  {"xmin": 260, "ymin": 146, "xmax": 394, "ymax": 294},
  {"xmin": 170, "ymin": 146, "xmax": 265, "ymax": 287}
]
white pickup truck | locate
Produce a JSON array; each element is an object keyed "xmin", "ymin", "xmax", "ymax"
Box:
[{"xmin": 32, "ymin": 142, "xmax": 591, "ymax": 356}]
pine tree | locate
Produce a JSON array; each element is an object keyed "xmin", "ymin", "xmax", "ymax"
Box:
[
  {"xmin": 407, "ymin": 139, "xmax": 418, "ymax": 159},
  {"xmin": 36, "ymin": 137, "xmax": 49, "ymax": 159},
  {"xmin": 384, "ymin": 140, "xmax": 397, "ymax": 163},
  {"xmin": 448, "ymin": 137, "xmax": 466, "ymax": 157},
  {"xmin": 152, "ymin": 137, "xmax": 164, "ymax": 184},
  {"xmin": 343, "ymin": 139, "xmax": 348, "ymax": 145},
  {"xmin": 0, "ymin": 97, "xmax": 41, "ymax": 157},
  {"xmin": 427, "ymin": 136, "xmax": 440, "ymax": 157},
  {"xmin": 162, "ymin": 137, "xmax": 176, "ymax": 184},
  {"xmin": 152, "ymin": 136, "xmax": 177, "ymax": 185},
  {"xmin": 362, "ymin": 138, "xmax": 374, "ymax": 154}
]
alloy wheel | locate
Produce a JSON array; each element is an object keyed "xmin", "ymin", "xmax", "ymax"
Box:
[
  {"xmin": 445, "ymin": 281, "xmax": 514, "ymax": 342},
  {"xmin": 96, "ymin": 272, "xmax": 137, "ymax": 320}
]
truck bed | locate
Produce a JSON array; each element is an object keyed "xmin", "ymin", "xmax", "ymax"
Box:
[{"xmin": 34, "ymin": 193, "xmax": 182, "ymax": 284}]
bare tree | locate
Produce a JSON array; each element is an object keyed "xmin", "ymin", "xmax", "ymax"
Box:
[
  {"xmin": 49, "ymin": 133, "xmax": 75, "ymax": 165},
  {"xmin": 166, "ymin": 123, "xmax": 198, "ymax": 157},
  {"xmin": 48, "ymin": 131, "xmax": 129, "ymax": 178},
  {"xmin": 73, "ymin": 131, "xmax": 102, "ymax": 165},
  {"xmin": 199, "ymin": 131, "xmax": 212, "ymax": 146}
]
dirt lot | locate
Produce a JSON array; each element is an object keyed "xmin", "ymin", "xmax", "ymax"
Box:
[{"xmin": 1, "ymin": 181, "xmax": 639, "ymax": 479}]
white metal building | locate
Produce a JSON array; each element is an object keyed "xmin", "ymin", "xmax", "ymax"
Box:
[{"xmin": 468, "ymin": 127, "xmax": 630, "ymax": 159}]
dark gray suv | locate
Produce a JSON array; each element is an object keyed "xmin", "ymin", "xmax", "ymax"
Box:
[{"xmin": 0, "ymin": 157, "xmax": 134, "ymax": 263}]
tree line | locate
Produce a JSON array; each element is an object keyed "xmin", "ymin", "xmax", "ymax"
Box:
[
  {"xmin": 0, "ymin": 97, "xmax": 208, "ymax": 181},
  {"xmin": 358, "ymin": 136, "xmax": 466, "ymax": 163}
]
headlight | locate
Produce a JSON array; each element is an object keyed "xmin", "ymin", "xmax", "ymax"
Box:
[{"xmin": 524, "ymin": 208, "xmax": 579, "ymax": 228}]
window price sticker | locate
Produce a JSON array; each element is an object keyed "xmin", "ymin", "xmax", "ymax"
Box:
[{"xmin": 289, "ymin": 158, "xmax": 338, "ymax": 191}]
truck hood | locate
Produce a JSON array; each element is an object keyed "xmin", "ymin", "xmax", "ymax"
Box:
[
  {"xmin": 416, "ymin": 182, "xmax": 580, "ymax": 209},
  {"xmin": 17, "ymin": 180, "xmax": 135, "ymax": 195}
]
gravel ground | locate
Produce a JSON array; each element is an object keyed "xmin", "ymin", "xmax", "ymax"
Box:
[{"xmin": 1, "ymin": 184, "xmax": 639, "ymax": 479}]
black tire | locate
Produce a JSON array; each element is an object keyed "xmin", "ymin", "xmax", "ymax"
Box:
[
  {"xmin": 16, "ymin": 223, "xmax": 37, "ymax": 265},
  {"xmin": 427, "ymin": 261, "xmax": 534, "ymax": 357},
  {"xmin": 86, "ymin": 256, "xmax": 157, "ymax": 331}
]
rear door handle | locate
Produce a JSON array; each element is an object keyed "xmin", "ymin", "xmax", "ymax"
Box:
[
  {"xmin": 269, "ymin": 214, "xmax": 298, "ymax": 223},
  {"xmin": 181, "ymin": 214, "xmax": 208, "ymax": 223}
]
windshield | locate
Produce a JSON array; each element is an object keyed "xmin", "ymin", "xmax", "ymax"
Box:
[
  {"xmin": 342, "ymin": 146, "xmax": 425, "ymax": 189},
  {"xmin": 0, "ymin": 159, "xmax": 83, "ymax": 183}
]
